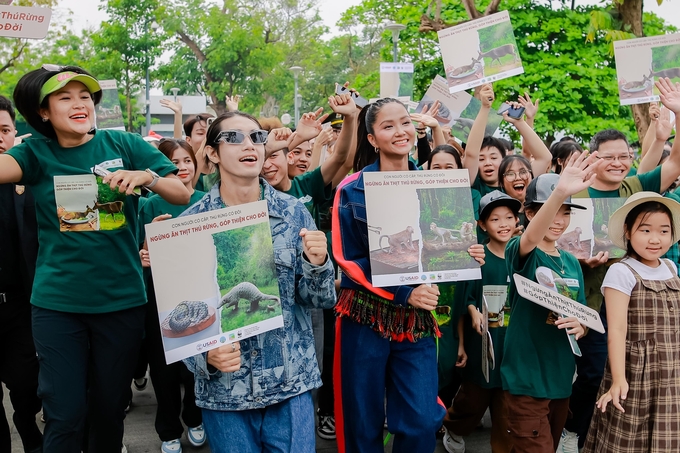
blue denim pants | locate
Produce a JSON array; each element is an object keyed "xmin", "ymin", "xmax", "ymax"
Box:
[
  {"xmin": 334, "ymin": 318, "xmax": 445, "ymax": 453},
  {"xmin": 201, "ymin": 391, "xmax": 315, "ymax": 453}
]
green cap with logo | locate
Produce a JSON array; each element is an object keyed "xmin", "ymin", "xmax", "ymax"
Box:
[{"xmin": 40, "ymin": 71, "xmax": 102, "ymax": 103}]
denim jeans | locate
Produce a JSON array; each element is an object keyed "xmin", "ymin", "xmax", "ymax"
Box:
[{"xmin": 202, "ymin": 391, "xmax": 315, "ymax": 453}]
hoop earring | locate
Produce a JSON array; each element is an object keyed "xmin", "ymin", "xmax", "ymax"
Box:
[
  {"xmin": 374, "ymin": 147, "xmax": 379, "ymax": 154},
  {"xmin": 42, "ymin": 117, "xmax": 48, "ymax": 122}
]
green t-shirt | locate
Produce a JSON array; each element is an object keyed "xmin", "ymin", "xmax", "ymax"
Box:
[
  {"xmin": 501, "ymin": 236, "xmax": 586, "ymax": 399},
  {"xmin": 6, "ymin": 130, "xmax": 177, "ymax": 314},
  {"xmin": 138, "ymin": 190, "xmax": 205, "ymax": 244},
  {"xmin": 285, "ymin": 166, "xmax": 333, "ymax": 228},
  {"xmin": 575, "ymin": 165, "xmax": 661, "ymax": 311},
  {"xmin": 456, "ymin": 245, "xmax": 509, "ymax": 389},
  {"xmin": 471, "ymin": 177, "xmax": 499, "ymax": 198}
]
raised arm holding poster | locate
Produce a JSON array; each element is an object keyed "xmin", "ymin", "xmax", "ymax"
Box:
[
  {"xmin": 363, "ymin": 169, "xmax": 481, "ymax": 287},
  {"xmin": 438, "ymin": 10, "xmax": 523, "ymax": 94},
  {"xmin": 614, "ymin": 32, "xmax": 680, "ymax": 105},
  {"xmin": 416, "ymin": 75, "xmax": 501, "ymax": 142},
  {"xmin": 145, "ymin": 200, "xmax": 283, "ymax": 363}
]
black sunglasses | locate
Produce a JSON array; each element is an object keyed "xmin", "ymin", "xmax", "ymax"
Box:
[{"xmin": 215, "ymin": 129, "xmax": 268, "ymax": 145}]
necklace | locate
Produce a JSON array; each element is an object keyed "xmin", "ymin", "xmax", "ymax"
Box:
[{"xmin": 544, "ymin": 250, "xmax": 565, "ymax": 275}]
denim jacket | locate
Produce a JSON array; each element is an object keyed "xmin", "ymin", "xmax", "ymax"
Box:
[
  {"xmin": 332, "ymin": 159, "xmax": 418, "ymax": 306},
  {"xmin": 182, "ymin": 180, "xmax": 336, "ymax": 411}
]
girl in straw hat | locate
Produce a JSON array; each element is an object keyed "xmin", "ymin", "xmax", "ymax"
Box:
[{"xmin": 583, "ymin": 192, "xmax": 680, "ymax": 452}]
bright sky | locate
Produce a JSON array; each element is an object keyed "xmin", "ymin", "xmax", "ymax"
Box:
[{"xmin": 54, "ymin": 0, "xmax": 680, "ymax": 35}]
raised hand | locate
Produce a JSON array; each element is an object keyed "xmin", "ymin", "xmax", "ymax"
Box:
[
  {"xmin": 160, "ymin": 98, "xmax": 182, "ymax": 114},
  {"xmin": 656, "ymin": 77, "xmax": 680, "ymax": 114},
  {"xmin": 411, "ymin": 100, "xmax": 442, "ymax": 128},
  {"xmin": 315, "ymin": 128, "xmax": 334, "ymax": 147},
  {"xmin": 518, "ymin": 92, "xmax": 540, "ymax": 120},
  {"xmin": 296, "ymin": 108, "xmax": 330, "ymax": 142},
  {"xmin": 654, "ymin": 104, "xmax": 674, "ymax": 141},
  {"xmin": 554, "ymin": 151, "xmax": 603, "ymax": 198},
  {"xmin": 265, "ymin": 127, "xmax": 293, "ymax": 153},
  {"xmin": 226, "ymin": 95, "xmax": 240, "ymax": 112},
  {"xmin": 299, "ymin": 228, "xmax": 328, "ymax": 265},
  {"xmin": 479, "ymin": 84, "xmax": 494, "ymax": 108},
  {"xmin": 501, "ymin": 101, "xmax": 525, "ymax": 126},
  {"xmin": 328, "ymin": 86, "xmax": 357, "ymax": 116}
]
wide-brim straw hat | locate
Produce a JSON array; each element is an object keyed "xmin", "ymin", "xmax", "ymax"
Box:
[{"xmin": 608, "ymin": 191, "xmax": 680, "ymax": 250}]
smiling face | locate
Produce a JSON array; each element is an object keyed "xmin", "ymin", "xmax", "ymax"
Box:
[
  {"xmin": 261, "ymin": 149, "xmax": 290, "ymax": 190},
  {"xmin": 170, "ymin": 146, "xmax": 196, "ymax": 189},
  {"xmin": 0, "ymin": 110, "xmax": 16, "ymax": 153},
  {"xmin": 207, "ymin": 116, "xmax": 265, "ymax": 182},
  {"xmin": 626, "ymin": 211, "xmax": 673, "ymax": 266},
  {"xmin": 502, "ymin": 159, "xmax": 532, "ymax": 202},
  {"xmin": 479, "ymin": 146, "xmax": 503, "ymax": 186},
  {"xmin": 188, "ymin": 120, "xmax": 208, "ymax": 148},
  {"xmin": 287, "ymin": 140, "xmax": 312, "ymax": 178},
  {"xmin": 40, "ymin": 80, "xmax": 94, "ymax": 140},
  {"xmin": 430, "ymin": 151, "xmax": 459, "ymax": 170},
  {"xmin": 367, "ymin": 102, "xmax": 415, "ymax": 160},
  {"xmin": 545, "ymin": 205, "xmax": 572, "ymax": 242},
  {"xmin": 593, "ymin": 139, "xmax": 632, "ymax": 188},
  {"xmin": 480, "ymin": 205, "xmax": 517, "ymax": 245}
]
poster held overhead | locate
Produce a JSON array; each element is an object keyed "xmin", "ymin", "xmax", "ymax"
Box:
[
  {"xmin": 380, "ymin": 62, "xmax": 415, "ymax": 100},
  {"xmin": 0, "ymin": 5, "xmax": 51, "ymax": 39},
  {"xmin": 96, "ymin": 80, "xmax": 125, "ymax": 131},
  {"xmin": 614, "ymin": 33, "xmax": 680, "ymax": 106},
  {"xmin": 363, "ymin": 169, "xmax": 481, "ymax": 287},
  {"xmin": 438, "ymin": 11, "xmax": 523, "ymax": 94},
  {"xmin": 145, "ymin": 200, "xmax": 284, "ymax": 363},
  {"xmin": 416, "ymin": 75, "xmax": 501, "ymax": 142}
]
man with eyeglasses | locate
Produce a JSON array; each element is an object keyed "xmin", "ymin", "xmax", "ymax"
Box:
[{"xmin": 559, "ymin": 123, "xmax": 680, "ymax": 452}]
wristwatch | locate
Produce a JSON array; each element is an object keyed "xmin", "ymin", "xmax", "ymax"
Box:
[{"xmin": 144, "ymin": 168, "xmax": 160, "ymax": 189}]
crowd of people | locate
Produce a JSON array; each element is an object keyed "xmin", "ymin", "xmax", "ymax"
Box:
[{"xmin": 0, "ymin": 63, "xmax": 679, "ymax": 453}]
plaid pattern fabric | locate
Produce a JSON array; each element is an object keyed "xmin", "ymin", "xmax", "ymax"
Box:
[
  {"xmin": 662, "ymin": 242, "xmax": 680, "ymax": 271},
  {"xmin": 582, "ymin": 260, "xmax": 680, "ymax": 452}
]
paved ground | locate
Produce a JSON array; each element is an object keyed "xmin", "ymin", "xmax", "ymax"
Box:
[{"xmin": 3, "ymin": 382, "xmax": 492, "ymax": 453}]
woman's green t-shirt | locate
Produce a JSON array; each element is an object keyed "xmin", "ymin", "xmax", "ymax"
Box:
[{"xmin": 6, "ymin": 130, "xmax": 177, "ymax": 314}]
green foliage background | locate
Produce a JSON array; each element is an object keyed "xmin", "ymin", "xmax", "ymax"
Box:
[
  {"xmin": 478, "ymin": 21, "xmax": 517, "ymax": 52},
  {"xmin": 651, "ymin": 44, "xmax": 680, "ymax": 72}
]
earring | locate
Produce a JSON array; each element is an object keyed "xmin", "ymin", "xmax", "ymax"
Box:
[
  {"xmin": 374, "ymin": 147, "xmax": 379, "ymax": 154},
  {"xmin": 42, "ymin": 117, "xmax": 48, "ymax": 122}
]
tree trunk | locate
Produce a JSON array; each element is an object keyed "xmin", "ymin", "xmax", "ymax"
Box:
[{"xmin": 618, "ymin": 0, "xmax": 650, "ymax": 144}]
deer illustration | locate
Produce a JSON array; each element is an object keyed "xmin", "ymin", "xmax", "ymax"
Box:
[
  {"xmin": 449, "ymin": 56, "xmax": 482, "ymax": 77},
  {"xmin": 478, "ymin": 44, "xmax": 519, "ymax": 66},
  {"xmin": 620, "ymin": 73, "xmax": 652, "ymax": 91},
  {"xmin": 649, "ymin": 67, "xmax": 680, "ymax": 80},
  {"xmin": 85, "ymin": 201, "xmax": 125, "ymax": 222}
]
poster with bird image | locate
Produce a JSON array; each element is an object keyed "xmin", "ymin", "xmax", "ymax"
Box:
[
  {"xmin": 614, "ymin": 32, "xmax": 680, "ymax": 105},
  {"xmin": 438, "ymin": 10, "xmax": 524, "ymax": 93},
  {"xmin": 363, "ymin": 169, "xmax": 481, "ymax": 287},
  {"xmin": 145, "ymin": 200, "xmax": 283, "ymax": 363}
]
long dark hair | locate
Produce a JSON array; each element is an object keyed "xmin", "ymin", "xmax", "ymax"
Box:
[
  {"xmin": 623, "ymin": 201, "xmax": 675, "ymax": 260},
  {"xmin": 353, "ymin": 97, "xmax": 408, "ymax": 172},
  {"xmin": 158, "ymin": 139, "xmax": 197, "ymax": 170},
  {"xmin": 13, "ymin": 65, "xmax": 103, "ymax": 140},
  {"xmin": 550, "ymin": 140, "xmax": 583, "ymax": 174},
  {"xmin": 427, "ymin": 144, "xmax": 463, "ymax": 169}
]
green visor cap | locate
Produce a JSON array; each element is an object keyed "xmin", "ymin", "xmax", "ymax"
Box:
[{"xmin": 39, "ymin": 72, "xmax": 102, "ymax": 103}]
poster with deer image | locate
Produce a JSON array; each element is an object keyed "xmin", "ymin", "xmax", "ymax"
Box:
[
  {"xmin": 416, "ymin": 75, "xmax": 501, "ymax": 142},
  {"xmin": 554, "ymin": 198, "xmax": 626, "ymax": 259},
  {"xmin": 614, "ymin": 33, "xmax": 680, "ymax": 105},
  {"xmin": 438, "ymin": 10, "xmax": 524, "ymax": 94},
  {"xmin": 145, "ymin": 200, "xmax": 283, "ymax": 364},
  {"xmin": 95, "ymin": 80, "xmax": 125, "ymax": 130},
  {"xmin": 380, "ymin": 62, "xmax": 415, "ymax": 100},
  {"xmin": 363, "ymin": 170, "xmax": 481, "ymax": 287}
]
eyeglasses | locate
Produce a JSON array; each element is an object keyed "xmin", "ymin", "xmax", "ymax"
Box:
[
  {"xmin": 42, "ymin": 64, "xmax": 65, "ymax": 72},
  {"xmin": 215, "ymin": 129, "xmax": 268, "ymax": 145},
  {"xmin": 596, "ymin": 154, "xmax": 633, "ymax": 163},
  {"xmin": 503, "ymin": 169, "xmax": 531, "ymax": 182}
]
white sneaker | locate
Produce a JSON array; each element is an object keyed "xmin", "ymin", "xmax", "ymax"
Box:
[
  {"xmin": 187, "ymin": 424, "xmax": 206, "ymax": 447},
  {"xmin": 443, "ymin": 428, "xmax": 465, "ymax": 453},
  {"xmin": 121, "ymin": 445, "xmax": 128, "ymax": 453},
  {"xmin": 556, "ymin": 428, "xmax": 579, "ymax": 453},
  {"xmin": 161, "ymin": 439, "xmax": 182, "ymax": 453}
]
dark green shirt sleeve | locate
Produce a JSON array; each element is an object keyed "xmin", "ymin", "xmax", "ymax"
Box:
[{"xmin": 6, "ymin": 141, "xmax": 41, "ymax": 186}]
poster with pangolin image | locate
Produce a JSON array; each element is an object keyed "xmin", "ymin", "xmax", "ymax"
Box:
[
  {"xmin": 145, "ymin": 200, "xmax": 283, "ymax": 363},
  {"xmin": 438, "ymin": 10, "xmax": 524, "ymax": 93},
  {"xmin": 363, "ymin": 170, "xmax": 481, "ymax": 287}
]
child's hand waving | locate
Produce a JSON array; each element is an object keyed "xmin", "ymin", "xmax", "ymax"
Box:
[
  {"xmin": 554, "ymin": 151, "xmax": 602, "ymax": 197},
  {"xmin": 596, "ymin": 380, "xmax": 629, "ymax": 413}
]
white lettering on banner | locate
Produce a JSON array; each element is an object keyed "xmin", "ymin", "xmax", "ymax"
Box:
[
  {"xmin": 0, "ymin": 6, "xmax": 51, "ymax": 39},
  {"xmin": 513, "ymin": 273, "xmax": 605, "ymax": 333}
]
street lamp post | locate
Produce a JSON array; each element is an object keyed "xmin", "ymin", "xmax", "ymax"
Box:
[
  {"xmin": 385, "ymin": 23, "xmax": 406, "ymax": 63},
  {"xmin": 145, "ymin": 20, "xmax": 159, "ymax": 135},
  {"xmin": 289, "ymin": 66, "xmax": 303, "ymax": 127},
  {"xmin": 170, "ymin": 87, "xmax": 180, "ymax": 101}
]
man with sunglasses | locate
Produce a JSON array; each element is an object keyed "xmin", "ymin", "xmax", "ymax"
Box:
[{"xmin": 559, "ymin": 116, "xmax": 680, "ymax": 452}]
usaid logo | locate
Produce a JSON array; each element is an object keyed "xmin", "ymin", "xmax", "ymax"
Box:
[{"xmin": 196, "ymin": 339, "xmax": 218, "ymax": 352}]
